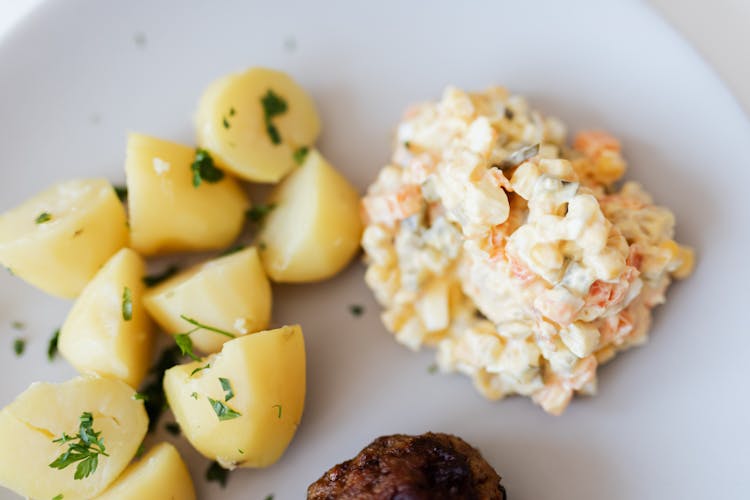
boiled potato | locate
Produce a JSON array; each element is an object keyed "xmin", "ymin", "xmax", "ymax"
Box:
[
  {"xmin": 164, "ymin": 325, "xmax": 305, "ymax": 469},
  {"xmin": 126, "ymin": 133, "xmax": 249, "ymax": 255},
  {"xmin": 196, "ymin": 67, "xmax": 321, "ymax": 183},
  {"xmin": 0, "ymin": 178, "xmax": 128, "ymax": 298},
  {"xmin": 0, "ymin": 376, "xmax": 148, "ymax": 500},
  {"xmin": 143, "ymin": 246, "xmax": 271, "ymax": 353},
  {"xmin": 95, "ymin": 442, "xmax": 195, "ymax": 500},
  {"xmin": 59, "ymin": 248, "xmax": 155, "ymax": 388},
  {"xmin": 258, "ymin": 150, "xmax": 362, "ymax": 282}
]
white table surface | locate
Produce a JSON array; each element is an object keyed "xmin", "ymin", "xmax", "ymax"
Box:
[{"xmin": 1, "ymin": 0, "xmax": 749, "ymax": 117}]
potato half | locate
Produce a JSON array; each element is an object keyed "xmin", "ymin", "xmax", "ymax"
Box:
[
  {"xmin": 164, "ymin": 325, "xmax": 305, "ymax": 469},
  {"xmin": 0, "ymin": 376, "xmax": 148, "ymax": 500},
  {"xmin": 143, "ymin": 246, "xmax": 271, "ymax": 353},
  {"xmin": 125, "ymin": 133, "xmax": 249, "ymax": 255},
  {"xmin": 196, "ymin": 67, "xmax": 321, "ymax": 183},
  {"xmin": 258, "ymin": 150, "xmax": 362, "ymax": 282},
  {"xmin": 0, "ymin": 178, "xmax": 128, "ymax": 298},
  {"xmin": 95, "ymin": 442, "xmax": 195, "ymax": 500},
  {"xmin": 59, "ymin": 248, "xmax": 155, "ymax": 388}
]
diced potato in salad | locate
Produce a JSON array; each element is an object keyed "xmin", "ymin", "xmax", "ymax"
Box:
[{"xmin": 361, "ymin": 86, "xmax": 694, "ymax": 415}]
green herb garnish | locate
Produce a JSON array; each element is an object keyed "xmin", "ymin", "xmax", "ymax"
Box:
[
  {"xmin": 11, "ymin": 320, "xmax": 24, "ymax": 330},
  {"xmin": 261, "ymin": 89, "xmax": 288, "ymax": 145},
  {"xmin": 293, "ymin": 146, "xmax": 309, "ymax": 165},
  {"xmin": 190, "ymin": 149, "xmax": 225, "ymax": 187},
  {"xmin": 13, "ymin": 338, "xmax": 25, "ymax": 356},
  {"xmin": 190, "ymin": 363, "xmax": 210, "ymax": 376},
  {"xmin": 49, "ymin": 412, "xmax": 109, "ymax": 480},
  {"xmin": 428, "ymin": 363, "xmax": 438, "ymax": 374},
  {"xmin": 229, "ymin": 107, "xmax": 236, "ymax": 116},
  {"xmin": 246, "ymin": 203, "xmax": 276, "ymax": 223},
  {"xmin": 208, "ymin": 397, "xmax": 242, "ymax": 421},
  {"xmin": 122, "ymin": 287, "xmax": 133, "ymax": 321},
  {"xmin": 132, "ymin": 392, "xmax": 148, "ymax": 401},
  {"xmin": 48, "ymin": 328, "xmax": 60, "ymax": 361},
  {"xmin": 190, "ymin": 392, "xmax": 199, "ymax": 400},
  {"xmin": 52, "ymin": 494, "xmax": 64, "ymax": 500},
  {"xmin": 173, "ymin": 316, "xmax": 235, "ymax": 361},
  {"xmin": 222, "ymin": 117, "xmax": 230, "ymax": 129},
  {"xmin": 272, "ymin": 404, "xmax": 282, "ymax": 419},
  {"xmin": 348, "ymin": 304, "xmax": 364, "ymax": 317},
  {"xmin": 206, "ymin": 461, "xmax": 229, "ymax": 487},
  {"xmin": 164, "ymin": 422, "xmax": 181, "ymax": 436},
  {"xmin": 113, "ymin": 185, "xmax": 128, "ymax": 202},
  {"xmin": 35, "ymin": 212, "xmax": 52, "ymax": 224},
  {"xmin": 134, "ymin": 443, "xmax": 145, "ymax": 458},
  {"xmin": 142, "ymin": 265, "xmax": 179, "ymax": 287},
  {"xmin": 219, "ymin": 378, "xmax": 234, "ymax": 401},
  {"xmin": 265, "ymin": 495, "xmax": 274, "ymax": 500}
]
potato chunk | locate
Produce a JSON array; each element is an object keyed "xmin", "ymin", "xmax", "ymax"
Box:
[
  {"xmin": 0, "ymin": 178, "xmax": 128, "ymax": 298},
  {"xmin": 59, "ymin": 248, "xmax": 155, "ymax": 388},
  {"xmin": 0, "ymin": 376, "xmax": 148, "ymax": 500},
  {"xmin": 95, "ymin": 442, "xmax": 195, "ymax": 500},
  {"xmin": 164, "ymin": 325, "xmax": 305, "ymax": 469},
  {"xmin": 125, "ymin": 133, "xmax": 249, "ymax": 255},
  {"xmin": 196, "ymin": 67, "xmax": 321, "ymax": 183},
  {"xmin": 143, "ymin": 247, "xmax": 271, "ymax": 353},
  {"xmin": 258, "ymin": 150, "xmax": 362, "ymax": 282}
]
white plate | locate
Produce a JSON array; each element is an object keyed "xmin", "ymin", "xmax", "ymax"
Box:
[{"xmin": 1, "ymin": 1, "xmax": 749, "ymax": 499}]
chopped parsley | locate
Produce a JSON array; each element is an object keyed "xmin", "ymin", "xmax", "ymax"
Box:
[
  {"xmin": 134, "ymin": 443, "xmax": 145, "ymax": 458},
  {"xmin": 132, "ymin": 392, "xmax": 148, "ymax": 401},
  {"xmin": 143, "ymin": 265, "xmax": 179, "ymax": 287},
  {"xmin": 164, "ymin": 422, "xmax": 181, "ymax": 436},
  {"xmin": 52, "ymin": 494, "xmax": 64, "ymax": 500},
  {"xmin": 173, "ymin": 315, "xmax": 236, "ymax": 361},
  {"xmin": 246, "ymin": 203, "xmax": 276, "ymax": 223},
  {"xmin": 190, "ymin": 363, "xmax": 211, "ymax": 377},
  {"xmin": 140, "ymin": 345, "xmax": 182, "ymax": 432},
  {"xmin": 348, "ymin": 304, "xmax": 364, "ymax": 317},
  {"xmin": 35, "ymin": 212, "xmax": 52, "ymax": 224},
  {"xmin": 11, "ymin": 320, "xmax": 24, "ymax": 330},
  {"xmin": 272, "ymin": 404, "xmax": 282, "ymax": 419},
  {"xmin": 427, "ymin": 363, "xmax": 438, "ymax": 374},
  {"xmin": 190, "ymin": 392, "xmax": 199, "ymax": 400},
  {"xmin": 49, "ymin": 412, "xmax": 109, "ymax": 480},
  {"xmin": 190, "ymin": 149, "xmax": 225, "ymax": 187},
  {"xmin": 222, "ymin": 117, "xmax": 230, "ymax": 129},
  {"xmin": 219, "ymin": 377, "xmax": 234, "ymax": 401},
  {"xmin": 206, "ymin": 461, "xmax": 229, "ymax": 488},
  {"xmin": 48, "ymin": 328, "xmax": 60, "ymax": 361},
  {"xmin": 265, "ymin": 496, "xmax": 274, "ymax": 500},
  {"xmin": 229, "ymin": 107, "xmax": 236, "ymax": 116},
  {"xmin": 113, "ymin": 185, "xmax": 128, "ymax": 202},
  {"xmin": 208, "ymin": 397, "xmax": 242, "ymax": 421},
  {"xmin": 261, "ymin": 89, "xmax": 288, "ymax": 145},
  {"xmin": 122, "ymin": 287, "xmax": 133, "ymax": 321},
  {"xmin": 293, "ymin": 146, "xmax": 309, "ymax": 165},
  {"xmin": 13, "ymin": 338, "xmax": 25, "ymax": 356}
]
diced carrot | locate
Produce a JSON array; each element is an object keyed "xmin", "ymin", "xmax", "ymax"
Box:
[{"xmin": 361, "ymin": 184, "xmax": 423, "ymax": 226}]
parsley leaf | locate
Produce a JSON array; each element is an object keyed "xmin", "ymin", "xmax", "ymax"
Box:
[
  {"xmin": 142, "ymin": 265, "xmax": 179, "ymax": 287},
  {"xmin": 164, "ymin": 422, "xmax": 181, "ymax": 436},
  {"xmin": 134, "ymin": 443, "xmax": 145, "ymax": 458},
  {"xmin": 272, "ymin": 404, "xmax": 282, "ymax": 419},
  {"xmin": 113, "ymin": 185, "xmax": 128, "ymax": 202},
  {"xmin": 49, "ymin": 412, "xmax": 109, "ymax": 480},
  {"xmin": 13, "ymin": 338, "xmax": 25, "ymax": 356},
  {"xmin": 10, "ymin": 320, "xmax": 24, "ymax": 330},
  {"xmin": 222, "ymin": 117, "xmax": 230, "ymax": 129},
  {"xmin": 35, "ymin": 212, "xmax": 52, "ymax": 224},
  {"xmin": 427, "ymin": 363, "xmax": 438, "ymax": 374},
  {"xmin": 293, "ymin": 146, "xmax": 309, "ymax": 165},
  {"xmin": 208, "ymin": 397, "xmax": 242, "ymax": 421},
  {"xmin": 261, "ymin": 89, "xmax": 288, "ymax": 145},
  {"xmin": 190, "ymin": 149, "xmax": 225, "ymax": 187},
  {"xmin": 206, "ymin": 461, "xmax": 229, "ymax": 488},
  {"xmin": 180, "ymin": 315, "xmax": 236, "ymax": 338},
  {"xmin": 190, "ymin": 363, "xmax": 210, "ymax": 377},
  {"xmin": 348, "ymin": 304, "xmax": 364, "ymax": 317},
  {"xmin": 48, "ymin": 328, "xmax": 60, "ymax": 361},
  {"xmin": 219, "ymin": 378, "xmax": 234, "ymax": 401},
  {"xmin": 132, "ymin": 392, "xmax": 148, "ymax": 401},
  {"xmin": 190, "ymin": 392, "xmax": 199, "ymax": 400},
  {"xmin": 122, "ymin": 287, "xmax": 133, "ymax": 321},
  {"xmin": 52, "ymin": 494, "xmax": 64, "ymax": 500},
  {"xmin": 175, "ymin": 334, "xmax": 200, "ymax": 361},
  {"xmin": 246, "ymin": 203, "xmax": 276, "ymax": 223},
  {"xmin": 265, "ymin": 495, "xmax": 274, "ymax": 500}
]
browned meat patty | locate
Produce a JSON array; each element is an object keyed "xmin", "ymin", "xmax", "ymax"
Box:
[{"xmin": 307, "ymin": 432, "xmax": 506, "ymax": 500}]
